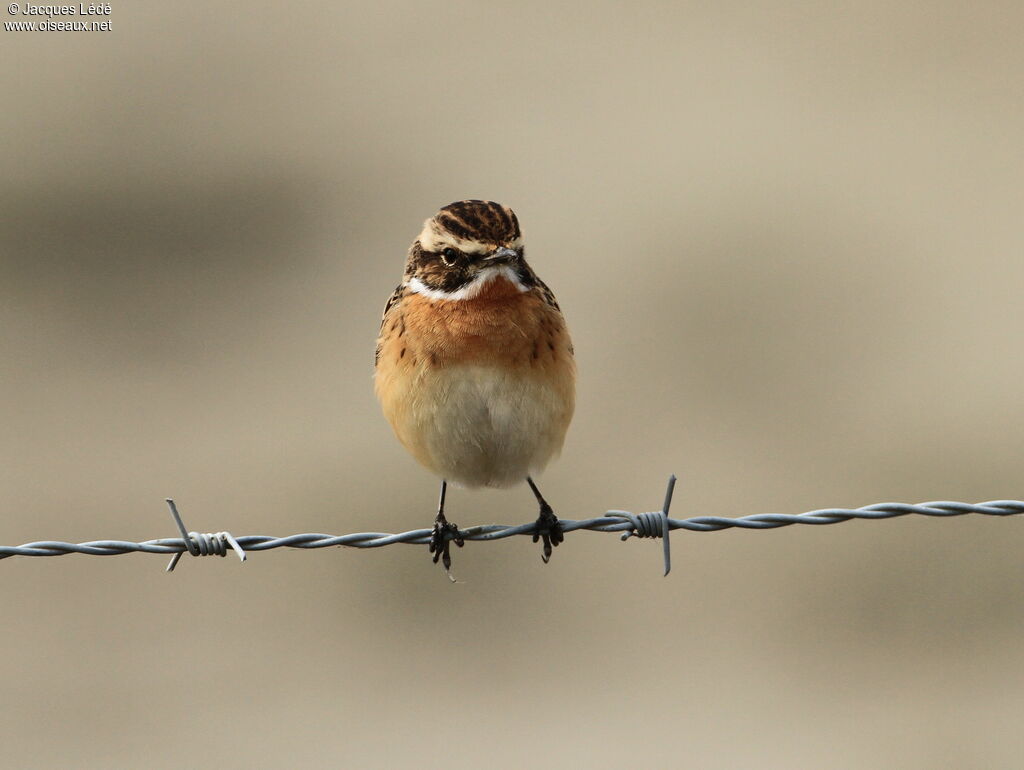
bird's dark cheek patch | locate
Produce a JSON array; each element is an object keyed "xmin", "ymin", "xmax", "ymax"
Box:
[
  {"xmin": 514, "ymin": 266, "xmax": 536, "ymax": 289},
  {"xmin": 415, "ymin": 264, "xmax": 471, "ymax": 293},
  {"xmin": 439, "ymin": 269, "xmax": 471, "ymax": 292}
]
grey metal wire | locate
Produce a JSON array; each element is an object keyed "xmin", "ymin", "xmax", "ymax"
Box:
[{"xmin": 2, "ymin": 476, "xmax": 1021, "ymax": 574}]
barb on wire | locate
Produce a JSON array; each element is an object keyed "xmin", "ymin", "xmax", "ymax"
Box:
[
  {"xmin": 163, "ymin": 498, "xmax": 246, "ymax": 572},
  {"xmin": 1, "ymin": 476, "xmax": 1022, "ymax": 575},
  {"xmin": 607, "ymin": 474, "xmax": 675, "ymax": 575}
]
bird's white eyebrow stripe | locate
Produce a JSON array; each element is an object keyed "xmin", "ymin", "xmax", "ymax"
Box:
[
  {"xmin": 419, "ymin": 221, "xmax": 485, "ymax": 254},
  {"xmin": 406, "ymin": 266, "xmax": 529, "ymax": 301},
  {"xmin": 418, "ymin": 220, "xmax": 524, "ymax": 255}
]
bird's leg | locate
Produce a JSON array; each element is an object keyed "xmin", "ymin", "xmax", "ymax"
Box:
[
  {"xmin": 428, "ymin": 480, "xmax": 463, "ymax": 573},
  {"xmin": 526, "ymin": 476, "xmax": 564, "ymax": 563}
]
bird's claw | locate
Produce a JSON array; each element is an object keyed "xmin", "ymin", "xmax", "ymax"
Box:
[
  {"xmin": 429, "ymin": 513, "xmax": 464, "ymax": 574},
  {"xmin": 532, "ymin": 503, "xmax": 564, "ymax": 563}
]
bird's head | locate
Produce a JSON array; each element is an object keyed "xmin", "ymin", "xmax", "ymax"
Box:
[{"xmin": 404, "ymin": 200, "xmax": 534, "ymax": 300}]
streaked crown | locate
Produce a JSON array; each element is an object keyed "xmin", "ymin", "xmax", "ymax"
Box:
[{"xmin": 431, "ymin": 200, "xmax": 521, "ymax": 248}]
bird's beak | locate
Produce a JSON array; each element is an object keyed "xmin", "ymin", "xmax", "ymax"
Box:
[{"xmin": 485, "ymin": 247, "xmax": 519, "ymax": 264}]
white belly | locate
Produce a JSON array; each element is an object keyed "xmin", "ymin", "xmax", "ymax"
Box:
[{"xmin": 389, "ymin": 363, "xmax": 573, "ymax": 488}]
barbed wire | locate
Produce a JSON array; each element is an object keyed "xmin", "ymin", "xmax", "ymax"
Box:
[{"xmin": 1, "ymin": 476, "xmax": 1021, "ymax": 575}]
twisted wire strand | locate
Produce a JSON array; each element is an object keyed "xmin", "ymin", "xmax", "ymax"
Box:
[{"xmin": 2, "ymin": 494, "xmax": 1021, "ymax": 562}]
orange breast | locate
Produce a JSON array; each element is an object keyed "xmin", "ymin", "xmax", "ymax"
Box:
[{"xmin": 392, "ymin": 277, "xmax": 572, "ymax": 371}]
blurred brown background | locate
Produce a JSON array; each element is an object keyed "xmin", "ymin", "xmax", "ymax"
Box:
[{"xmin": 2, "ymin": 2, "xmax": 1024, "ymax": 768}]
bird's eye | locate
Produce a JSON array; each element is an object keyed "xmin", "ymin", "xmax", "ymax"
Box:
[{"xmin": 440, "ymin": 247, "xmax": 458, "ymax": 267}]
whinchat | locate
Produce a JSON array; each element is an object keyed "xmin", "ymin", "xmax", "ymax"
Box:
[{"xmin": 375, "ymin": 200, "xmax": 576, "ymax": 571}]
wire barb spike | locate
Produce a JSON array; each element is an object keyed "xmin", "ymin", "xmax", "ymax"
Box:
[
  {"xmin": 608, "ymin": 474, "xmax": 676, "ymax": 576},
  {"xmin": 163, "ymin": 498, "xmax": 247, "ymax": 572}
]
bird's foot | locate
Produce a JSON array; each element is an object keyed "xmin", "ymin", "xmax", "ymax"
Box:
[
  {"xmin": 429, "ymin": 512, "xmax": 464, "ymax": 575},
  {"xmin": 532, "ymin": 503, "xmax": 564, "ymax": 563}
]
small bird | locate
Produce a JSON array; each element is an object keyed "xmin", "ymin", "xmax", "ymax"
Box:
[{"xmin": 375, "ymin": 200, "xmax": 576, "ymax": 571}]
